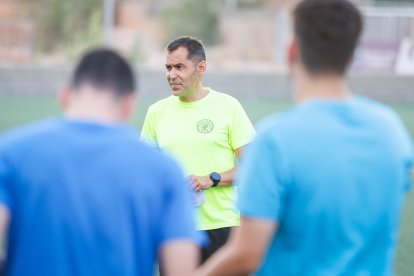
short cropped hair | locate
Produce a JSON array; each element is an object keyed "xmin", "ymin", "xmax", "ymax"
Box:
[
  {"xmin": 166, "ymin": 36, "xmax": 206, "ymax": 63},
  {"xmin": 293, "ymin": 0, "xmax": 363, "ymax": 75},
  {"xmin": 71, "ymin": 49, "xmax": 136, "ymax": 97}
]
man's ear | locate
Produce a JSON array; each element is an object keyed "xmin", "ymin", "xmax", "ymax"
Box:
[
  {"xmin": 288, "ymin": 39, "xmax": 298, "ymax": 67},
  {"xmin": 197, "ymin": 60, "xmax": 206, "ymax": 75},
  {"xmin": 59, "ymin": 86, "xmax": 71, "ymax": 110},
  {"xmin": 121, "ymin": 93, "xmax": 136, "ymax": 120}
]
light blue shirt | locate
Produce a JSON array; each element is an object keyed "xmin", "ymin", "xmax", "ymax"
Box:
[{"xmin": 238, "ymin": 97, "xmax": 413, "ymax": 275}]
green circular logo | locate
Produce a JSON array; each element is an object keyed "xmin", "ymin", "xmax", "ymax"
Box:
[{"xmin": 197, "ymin": 119, "xmax": 214, "ymax": 134}]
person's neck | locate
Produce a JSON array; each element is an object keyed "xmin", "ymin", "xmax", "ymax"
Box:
[
  {"xmin": 294, "ymin": 71, "xmax": 352, "ymax": 104},
  {"xmin": 65, "ymin": 95, "xmax": 124, "ymax": 124},
  {"xmin": 179, "ymin": 84, "xmax": 208, "ymax": 103}
]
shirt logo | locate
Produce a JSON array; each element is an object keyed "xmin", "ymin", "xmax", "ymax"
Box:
[{"xmin": 197, "ymin": 119, "xmax": 214, "ymax": 134}]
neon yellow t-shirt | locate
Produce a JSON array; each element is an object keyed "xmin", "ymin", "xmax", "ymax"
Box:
[{"xmin": 141, "ymin": 88, "xmax": 256, "ymax": 230}]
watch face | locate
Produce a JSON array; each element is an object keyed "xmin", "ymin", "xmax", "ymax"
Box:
[{"xmin": 210, "ymin": 172, "xmax": 221, "ymax": 182}]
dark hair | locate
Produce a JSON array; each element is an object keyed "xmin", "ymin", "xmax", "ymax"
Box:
[
  {"xmin": 166, "ymin": 36, "xmax": 206, "ymax": 63},
  {"xmin": 71, "ymin": 48, "xmax": 136, "ymax": 97},
  {"xmin": 293, "ymin": 0, "xmax": 363, "ymax": 75}
]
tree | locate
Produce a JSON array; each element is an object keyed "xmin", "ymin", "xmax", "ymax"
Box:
[
  {"xmin": 160, "ymin": 0, "xmax": 221, "ymax": 46},
  {"xmin": 18, "ymin": 0, "xmax": 102, "ymax": 58}
]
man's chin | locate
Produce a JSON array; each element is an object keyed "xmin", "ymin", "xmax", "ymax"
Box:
[{"xmin": 171, "ymin": 90, "xmax": 184, "ymax": 97}]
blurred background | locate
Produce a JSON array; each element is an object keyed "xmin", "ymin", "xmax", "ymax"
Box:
[
  {"xmin": 1, "ymin": 0, "xmax": 414, "ymax": 70},
  {"xmin": 0, "ymin": 0, "xmax": 413, "ymax": 274}
]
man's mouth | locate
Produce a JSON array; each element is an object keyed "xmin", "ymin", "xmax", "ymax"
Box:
[{"xmin": 170, "ymin": 83, "xmax": 181, "ymax": 89}]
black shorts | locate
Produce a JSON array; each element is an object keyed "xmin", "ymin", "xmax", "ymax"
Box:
[
  {"xmin": 201, "ymin": 227, "xmax": 233, "ymax": 263},
  {"xmin": 159, "ymin": 226, "xmax": 234, "ymax": 275}
]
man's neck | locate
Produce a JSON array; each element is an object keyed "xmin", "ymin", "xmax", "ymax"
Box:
[
  {"xmin": 179, "ymin": 85, "xmax": 208, "ymax": 103},
  {"xmin": 65, "ymin": 94, "xmax": 124, "ymax": 124},
  {"xmin": 294, "ymin": 72, "xmax": 352, "ymax": 104},
  {"xmin": 65, "ymin": 109, "xmax": 122, "ymax": 124}
]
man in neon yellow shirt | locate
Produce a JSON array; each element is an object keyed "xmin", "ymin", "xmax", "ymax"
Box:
[{"xmin": 141, "ymin": 36, "xmax": 255, "ymax": 263}]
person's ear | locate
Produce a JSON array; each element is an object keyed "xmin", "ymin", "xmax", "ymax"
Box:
[
  {"xmin": 197, "ymin": 60, "xmax": 206, "ymax": 75},
  {"xmin": 288, "ymin": 39, "xmax": 298, "ymax": 67},
  {"xmin": 59, "ymin": 86, "xmax": 71, "ymax": 110},
  {"xmin": 120, "ymin": 93, "xmax": 136, "ymax": 120}
]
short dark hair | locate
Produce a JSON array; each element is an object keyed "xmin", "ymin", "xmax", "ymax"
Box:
[
  {"xmin": 293, "ymin": 0, "xmax": 363, "ymax": 75},
  {"xmin": 166, "ymin": 36, "xmax": 206, "ymax": 63},
  {"xmin": 71, "ymin": 48, "xmax": 136, "ymax": 97}
]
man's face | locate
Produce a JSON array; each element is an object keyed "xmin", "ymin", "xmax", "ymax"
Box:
[{"xmin": 165, "ymin": 46, "xmax": 203, "ymax": 97}]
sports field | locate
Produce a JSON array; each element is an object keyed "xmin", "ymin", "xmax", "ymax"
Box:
[{"xmin": 0, "ymin": 96, "xmax": 413, "ymax": 275}]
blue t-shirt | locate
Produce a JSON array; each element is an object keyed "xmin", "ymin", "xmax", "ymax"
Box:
[
  {"xmin": 0, "ymin": 118, "xmax": 199, "ymax": 276},
  {"xmin": 238, "ymin": 97, "xmax": 413, "ymax": 275}
]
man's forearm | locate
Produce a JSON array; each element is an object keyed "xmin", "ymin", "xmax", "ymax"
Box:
[
  {"xmin": 216, "ymin": 167, "xmax": 237, "ymax": 186},
  {"xmin": 194, "ymin": 218, "xmax": 277, "ymax": 275},
  {"xmin": 160, "ymin": 241, "xmax": 200, "ymax": 276},
  {"xmin": 192, "ymin": 146, "xmax": 246, "ymax": 190},
  {"xmin": 193, "ymin": 243, "xmax": 253, "ymax": 276}
]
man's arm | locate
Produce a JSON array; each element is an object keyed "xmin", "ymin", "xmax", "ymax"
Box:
[
  {"xmin": 191, "ymin": 97, "xmax": 255, "ymax": 191},
  {"xmin": 159, "ymin": 240, "xmax": 200, "ymax": 276},
  {"xmin": 190, "ymin": 146, "xmax": 245, "ymax": 191},
  {"xmin": 140, "ymin": 107, "xmax": 158, "ymax": 146},
  {"xmin": 194, "ymin": 217, "xmax": 277, "ymax": 276},
  {"xmin": 0, "ymin": 205, "xmax": 9, "ymax": 270}
]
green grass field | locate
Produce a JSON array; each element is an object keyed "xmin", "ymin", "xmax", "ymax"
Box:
[{"xmin": 0, "ymin": 96, "xmax": 413, "ymax": 275}]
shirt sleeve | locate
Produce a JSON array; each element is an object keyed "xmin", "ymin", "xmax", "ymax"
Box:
[
  {"xmin": 392, "ymin": 112, "xmax": 414, "ymax": 192},
  {"xmin": 229, "ymin": 100, "xmax": 256, "ymax": 150},
  {"xmin": 403, "ymin": 138, "xmax": 414, "ymax": 192},
  {"xmin": 0, "ymin": 148, "xmax": 13, "ymax": 211},
  {"xmin": 140, "ymin": 106, "xmax": 158, "ymax": 146},
  {"xmin": 237, "ymin": 132, "xmax": 288, "ymax": 222},
  {"xmin": 157, "ymin": 157, "xmax": 203, "ymax": 245}
]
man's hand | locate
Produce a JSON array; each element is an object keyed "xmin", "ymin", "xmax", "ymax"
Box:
[
  {"xmin": 186, "ymin": 146, "xmax": 246, "ymax": 191},
  {"xmin": 187, "ymin": 175, "xmax": 213, "ymax": 191}
]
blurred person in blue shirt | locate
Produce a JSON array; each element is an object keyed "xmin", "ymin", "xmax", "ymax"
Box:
[
  {"xmin": 0, "ymin": 49, "xmax": 200, "ymax": 276},
  {"xmin": 195, "ymin": 0, "xmax": 414, "ymax": 275}
]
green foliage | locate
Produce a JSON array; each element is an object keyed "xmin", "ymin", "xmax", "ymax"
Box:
[
  {"xmin": 159, "ymin": 0, "xmax": 221, "ymax": 46},
  {"xmin": 238, "ymin": 0, "xmax": 266, "ymax": 9},
  {"xmin": 65, "ymin": 9, "xmax": 103, "ymax": 61},
  {"xmin": 18, "ymin": 0, "xmax": 103, "ymax": 56}
]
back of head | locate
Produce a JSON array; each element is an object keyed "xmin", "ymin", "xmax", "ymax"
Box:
[
  {"xmin": 293, "ymin": 0, "xmax": 363, "ymax": 75},
  {"xmin": 166, "ymin": 36, "xmax": 206, "ymax": 63},
  {"xmin": 71, "ymin": 49, "xmax": 136, "ymax": 97}
]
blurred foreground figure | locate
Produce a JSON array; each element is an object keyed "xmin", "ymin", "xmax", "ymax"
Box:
[
  {"xmin": 195, "ymin": 0, "xmax": 414, "ymax": 275},
  {"xmin": 0, "ymin": 49, "xmax": 200, "ymax": 276}
]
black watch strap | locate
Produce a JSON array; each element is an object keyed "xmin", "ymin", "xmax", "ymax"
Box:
[{"xmin": 209, "ymin": 172, "xmax": 221, "ymax": 187}]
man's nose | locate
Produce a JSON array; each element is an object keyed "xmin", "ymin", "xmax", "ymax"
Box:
[{"xmin": 167, "ymin": 69, "xmax": 177, "ymax": 80}]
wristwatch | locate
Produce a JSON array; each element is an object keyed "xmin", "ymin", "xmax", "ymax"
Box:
[{"xmin": 209, "ymin": 172, "xmax": 221, "ymax": 187}]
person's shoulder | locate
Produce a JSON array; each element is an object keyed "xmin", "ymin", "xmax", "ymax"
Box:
[
  {"xmin": 355, "ymin": 97, "xmax": 396, "ymax": 117},
  {"xmin": 124, "ymin": 125, "xmax": 172, "ymax": 161},
  {"xmin": 257, "ymin": 106, "xmax": 302, "ymax": 132},
  {"xmin": 208, "ymin": 88, "xmax": 239, "ymax": 103},
  {"xmin": 207, "ymin": 88, "xmax": 246, "ymax": 112},
  {"xmin": 0, "ymin": 118, "xmax": 62, "ymax": 149},
  {"xmin": 356, "ymin": 96, "xmax": 412, "ymax": 139},
  {"xmin": 134, "ymin": 139, "xmax": 182, "ymax": 174},
  {"xmin": 114, "ymin": 125, "xmax": 177, "ymax": 167},
  {"xmin": 354, "ymin": 97, "xmax": 406, "ymax": 127},
  {"xmin": 148, "ymin": 96, "xmax": 176, "ymax": 112}
]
